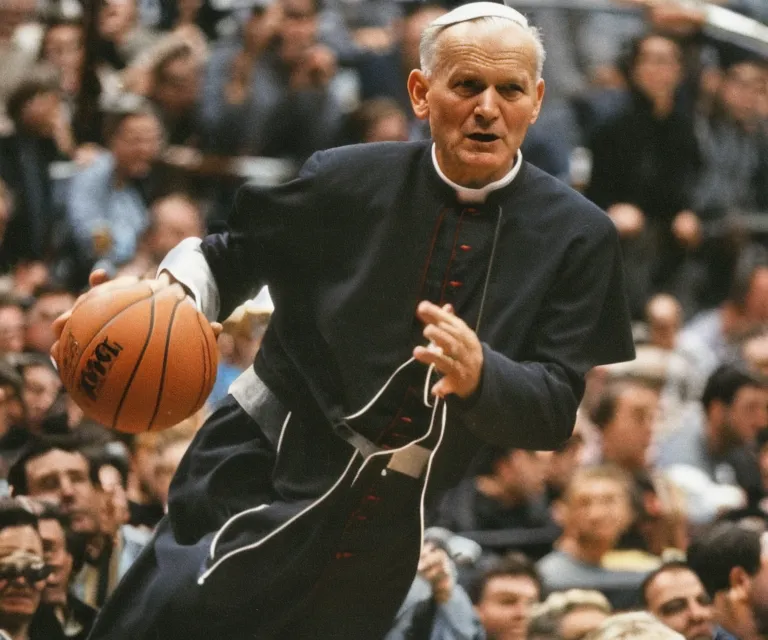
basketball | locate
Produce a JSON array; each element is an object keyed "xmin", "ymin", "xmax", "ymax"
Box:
[{"xmin": 54, "ymin": 281, "xmax": 218, "ymax": 433}]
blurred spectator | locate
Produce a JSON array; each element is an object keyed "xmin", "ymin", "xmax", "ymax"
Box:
[
  {"xmin": 152, "ymin": 432, "xmax": 191, "ymax": 512},
  {"xmin": 124, "ymin": 433, "xmax": 164, "ymax": 530},
  {"xmin": 66, "ymin": 97, "xmax": 162, "ymax": 274},
  {"xmin": 688, "ymin": 522, "xmax": 768, "ymax": 640},
  {"xmin": 19, "ymin": 355, "xmax": 62, "ymax": 436},
  {"xmin": 583, "ymin": 611, "xmax": 685, "ymax": 640},
  {"xmin": 385, "ymin": 539, "xmax": 483, "ymax": 640},
  {"xmin": 546, "ymin": 432, "xmax": 586, "ymax": 503},
  {"xmin": 0, "ymin": 65, "xmax": 74, "ymax": 267},
  {"xmin": 148, "ymin": 38, "xmax": 203, "ymax": 146},
  {"xmin": 658, "ymin": 364, "xmax": 767, "ymax": 523},
  {"xmin": 591, "ymin": 379, "xmax": 659, "ymax": 474},
  {"xmin": 641, "ymin": 560, "xmax": 714, "ymax": 640},
  {"xmin": 587, "ymin": 32, "xmax": 700, "ymax": 318},
  {"xmin": 528, "ymin": 589, "xmax": 612, "ymax": 640},
  {"xmin": 8, "ymin": 437, "xmax": 150, "ymax": 608},
  {"xmin": 467, "ymin": 552, "xmax": 541, "ymax": 640},
  {"xmin": 646, "ymin": 294, "xmax": 684, "ymax": 352},
  {"xmin": 0, "ymin": 298, "xmax": 25, "ymax": 355},
  {"xmin": 30, "ymin": 502, "xmax": 96, "ymax": 640},
  {"xmin": 0, "ymin": 497, "xmax": 51, "ymax": 640},
  {"xmin": 343, "ymin": 97, "xmax": 409, "ymax": 144},
  {"xmin": 23, "ymin": 285, "xmax": 75, "ymax": 355},
  {"xmin": 39, "ymin": 17, "xmax": 84, "ymax": 109},
  {"xmin": 537, "ymin": 465, "xmax": 653, "ymax": 609}
]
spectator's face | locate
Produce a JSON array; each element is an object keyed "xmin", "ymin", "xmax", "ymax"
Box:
[
  {"xmin": 726, "ymin": 385, "xmax": 768, "ymax": 444},
  {"xmin": 154, "ymin": 55, "xmax": 200, "ymax": 116},
  {"xmin": 0, "ymin": 306, "xmax": 25, "ymax": 354},
  {"xmin": 565, "ymin": 478, "xmax": 632, "ymax": 548},
  {"xmin": 721, "ymin": 62, "xmax": 765, "ymax": 126},
  {"xmin": 558, "ymin": 606, "xmax": 610, "ymax": 640},
  {"xmin": 0, "ymin": 385, "xmax": 22, "ymax": 430},
  {"xmin": 24, "ymin": 451, "xmax": 99, "ymax": 535},
  {"xmin": 475, "ymin": 574, "xmax": 539, "ymax": 640},
  {"xmin": 110, "ymin": 114, "xmax": 162, "ymax": 179},
  {"xmin": 646, "ymin": 295, "xmax": 682, "ymax": 351},
  {"xmin": 97, "ymin": 464, "xmax": 129, "ymax": 533},
  {"xmin": 25, "ymin": 292, "xmax": 76, "ymax": 355},
  {"xmin": 408, "ymin": 21, "xmax": 544, "ymax": 188},
  {"xmin": 19, "ymin": 91, "xmax": 60, "ymax": 137},
  {"xmin": 644, "ymin": 568, "xmax": 713, "ymax": 640},
  {"xmin": 365, "ymin": 112, "xmax": 409, "ymax": 143},
  {"xmin": 278, "ymin": 0, "xmax": 317, "ymax": 65},
  {"xmin": 602, "ymin": 386, "xmax": 658, "ymax": 471},
  {"xmin": 43, "ymin": 25, "xmax": 84, "ymax": 79},
  {"xmin": 99, "ymin": 0, "xmax": 136, "ymax": 41},
  {"xmin": 498, "ymin": 450, "xmax": 551, "ymax": 498},
  {"xmin": 0, "ymin": 525, "xmax": 46, "ymax": 626},
  {"xmin": 547, "ymin": 435, "xmax": 584, "ymax": 492},
  {"xmin": 149, "ymin": 197, "xmax": 203, "ymax": 262},
  {"xmin": 400, "ymin": 7, "xmax": 447, "ymax": 72},
  {"xmin": 39, "ymin": 518, "xmax": 72, "ymax": 607},
  {"xmin": 154, "ymin": 440, "xmax": 190, "ymax": 508},
  {"xmin": 21, "ymin": 365, "xmax": 61, "ymax": 430},
  {"xmin": 631, "ymin": 36, "xmax": 683, "ymax": 105}
]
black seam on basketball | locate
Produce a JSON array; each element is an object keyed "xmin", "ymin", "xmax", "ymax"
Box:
[
  {"xmin": 146, "ymin": 298, "xmax": 183, "ymax": 431},
  {"xmin": 112, "ymin": 294, "xmax": 156, "ymax": 431},
  {"xmin": 67, "ymin": 286, "xmax": 154, "ymax": 388},
  {"xmin": 190, "ymin": 312, "xmax": 210, "ymax": 414}
]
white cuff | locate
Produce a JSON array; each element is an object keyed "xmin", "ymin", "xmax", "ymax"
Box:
[{"xmin": 157, "ymin": 237, "xmax": 221, "ymax": 321}]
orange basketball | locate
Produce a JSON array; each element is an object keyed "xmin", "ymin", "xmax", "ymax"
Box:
[{"xmin": 54, "ymin": 282, "xmax": 218, "ymax": 433}]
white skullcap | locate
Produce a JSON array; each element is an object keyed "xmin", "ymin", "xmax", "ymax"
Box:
[{"xmin": 430, "ymin": 1, "xmax": 528, "ymax": 30}]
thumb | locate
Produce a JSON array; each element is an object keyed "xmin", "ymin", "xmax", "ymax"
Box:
[
  {"xmin": 431, "ymin": 378, "xmax": 451, "ymax": 399},
  {"xmin": 210, "ymin": 322, "xmax": 223, "ymax": 338},
  {"xmin": 89, "ymin": 269, "xmax": 111, "ymax": 288}
]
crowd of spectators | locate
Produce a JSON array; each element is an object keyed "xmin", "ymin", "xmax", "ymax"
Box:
[{"xmin": 0, "ymin": 0, "xmax": 767, "ymax": 638}]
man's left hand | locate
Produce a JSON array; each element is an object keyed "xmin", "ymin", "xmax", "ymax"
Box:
[{"xmin": 413, "ymin": 301, "xmax": 483, "ymax": 399}]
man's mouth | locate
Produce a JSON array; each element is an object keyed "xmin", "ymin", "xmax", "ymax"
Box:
[{"xmin": 466, "ymin": 133, "xmax": 499, "ymax": 143}]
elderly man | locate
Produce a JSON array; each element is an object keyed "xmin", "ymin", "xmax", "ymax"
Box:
[{"xmin": 68, "ymin": 3, "xmax": 634, "ymax": 639}]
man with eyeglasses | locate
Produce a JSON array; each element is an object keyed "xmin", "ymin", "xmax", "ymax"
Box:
[
  {"xmin": 642, "ymin": 561, "xmax": 715, "ymax": 640},
  {"xmin": 0, "ymin": 497, "xmax": 53, "ymax": 640}
]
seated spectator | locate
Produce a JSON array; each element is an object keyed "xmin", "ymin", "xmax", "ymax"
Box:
[
  {"xmin": 8, "ymin": 436, "xmax": 150, "ymax": 608},
  {"xmin": 586, "ymin": 32, "xmax": 700, "ymax": 318},
  {"xmin": 468, "ymin": 552, "xmax": 541, "ymax": 640},
  {"xmin": 19, "ymin": 355, "xmax": 63, "ymax": 436},
  {"xmin": 0, "ymin": 497, "xmax": 51, "ymax": 640},
  {"xmin": 66, "ymin": 97, "xmax": 162, "ymax": 273},
  {"xmin": 528, "ymin": 589, "xmax": 612, "ymax": 640},
  {"xmin": 23, "ymin": 285, "xmax": 75, "ymax": 356},
  {"xmin": 342, "ymin": 97, "xmax": 409, "ymax": 144},
  {"xmin": 0, "ymin": 66, "xmax": 73, "ymax": 267},
  {"xmin": 385, "ymin": 538, "xmax": 483, "ymax": 640},
  {"xmin": 641, "ymin": 560, "xmax": 714, "ymax": 640},
  {"xmin": 688, "ymin": 522, "xmax": 768, "ymax": 640},
  {"xmin": 657, "ymin": 364, "xmax": 767, "ymax": 523},
  {"xmin": 646, "ymin": 294, "xmax": 684, "ymax": 352},
  {"xmin": 148, "ymin": 38, "xmax": 203, "ymax": 147},
  {"xmin": 0, "ymin": 298, "xmax": 25, "ymax": 355},
  {"xmin": 430, "ymin": 447, "xmax": 554, "ymax": 543},
  {"xmin": 29, "ymin": 503, "xmax": 96, "ymax": 640},
  {"xmin": 39, "ymin": 17, "xmax": 84, "ymax": 114},
  {"xmin": 537, "ymin": 465, "xmax": 655, "ymax": 609},
  {"xmin": 584, "ymin": 611, "xmax": 685, "ymax": 640}
]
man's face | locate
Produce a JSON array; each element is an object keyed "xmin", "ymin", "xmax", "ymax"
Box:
[
  {"xmin": 400, "ymin": 7, "xmax": 448, "ymax": 72},
  {"xmin": 408, "ymin": 20, "xmax": 544, "ymax": 188},
  {"xmin": 44, "ymin": 24, "xmax": 84, "ymax": 76},
  {"xmin": 645, "ymin": 568, "xmax": 714, "ymax": 640},
  {"xmin": 154, "ymin": 55, "xmax": 200, "ymax": 116},
  {"xmin": 278, "ymin": 0, "xmax": 317, "ymax": 65},
  {"xmin": 24, "ymin": 450, "xmax": 99, "ymax": 534},
  {"xmin": 149, "ymin": 197, "xmax": 203, "ymax": 262},
  {"xmin": 0, "ymin": 306, "xmax": 25, "ymax": 354},
  {"xmin": 99, "ymin": 0, "xmax": 136, "ymax": 41},
  {"xmin": 726, "ymin": 385, "xmax": 768, "ymax": 444},
  {"xmin": 21, "ymin": 365, "xmax": 62, "ymax": 430},
  {"xmin": 110, "ymin": 114, "xmax": 162, "ymax": 179},
  {"xmin": 0, "ymin": 525, "xmax": 46, "ymax": 624},
  {"xmin": 721, "ymin": 62, "xmax": 765, "ymax": 126},
  {"xmin": 631, "ymin": 36, "xmax": 682, "ymax": 105},
  {"xmin": 565, "ymin": 478, "xmax": 632, "ymax": 548},
  {"xmin": 25, "ymin": 292, "xmax": 76, "ymax": 354},
  {"xmin": 603, "ymin": 386, "xmax": 658, "ymax": 471},
  {"xmin": 39, "ymin": 518, "xmax": 72, "ymax": 607},
  {"xmin": 498, "ymin": 450, "xmax": 551, "ymax": 498},
  {"xmin": 475, "ymin": 574, "xmax": 539, "ymax": 640}
]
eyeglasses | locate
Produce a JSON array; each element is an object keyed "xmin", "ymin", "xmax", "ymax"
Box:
[{"xmin": 0, "ymin": 562, "xmax": 53, "ymax": 584}]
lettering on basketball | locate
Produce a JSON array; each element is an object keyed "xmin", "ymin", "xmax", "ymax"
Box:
[{"xmin": 78, "ymin": 338, "xmax": 124, "ymax": 401}]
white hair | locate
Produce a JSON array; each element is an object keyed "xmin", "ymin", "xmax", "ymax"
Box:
[
  {"xmin": 583, "ymin": 612, "xmax": 685, "ymax": 640},
  {"xmin": 419, "ymin": 15, "xmax": 546, "ymax": 80}
]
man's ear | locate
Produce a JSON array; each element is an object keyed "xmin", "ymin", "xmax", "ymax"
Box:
[
  {"xmin": 729, "ymin": 566, "xmax": 752, "ymax": 602},
  {"xmin": 530, "ymin": 78, "xmax": 545, "ymax": 124},
  {"xmin": 408, "ymin": 69, "xmax": 430, "ymax": 121}
]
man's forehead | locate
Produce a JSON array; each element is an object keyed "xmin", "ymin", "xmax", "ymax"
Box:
[{"xmin": 27, "ymin": 449, "xmax": 87, "ymax": 474}]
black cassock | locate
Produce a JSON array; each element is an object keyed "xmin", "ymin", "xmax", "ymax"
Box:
[{"xmin": 87, "ymin": 141, "xmax": 634, "ymax": 640}]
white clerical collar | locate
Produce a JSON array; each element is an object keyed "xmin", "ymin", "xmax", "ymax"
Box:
[{"xmin": 431, "ymin": 144, "xmax": 523, "ymax": 203}]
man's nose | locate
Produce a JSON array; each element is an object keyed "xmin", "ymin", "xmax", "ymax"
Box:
[{"xmin": 474, "ymin": 89, "xmax": 500, "ymax": 122}]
